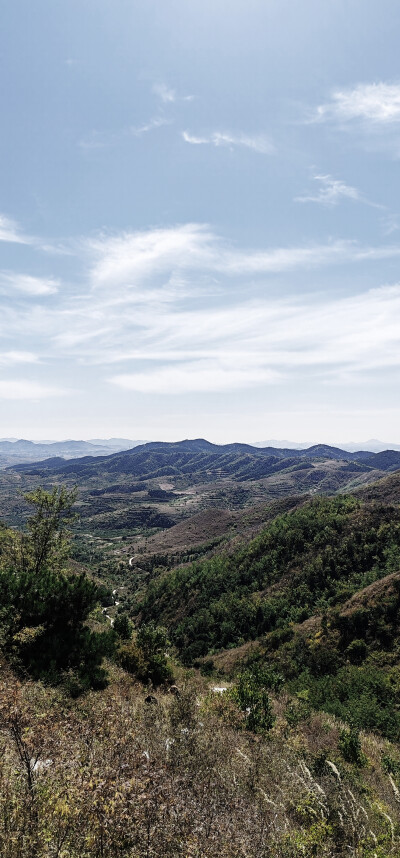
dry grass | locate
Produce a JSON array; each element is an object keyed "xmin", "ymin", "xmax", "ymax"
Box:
[{"xmin": 0, "ymin": 672, "xmax": 398, "ymax": 857}]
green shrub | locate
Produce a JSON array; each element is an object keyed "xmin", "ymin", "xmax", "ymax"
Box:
[
  {"xmin": 199, "ymin": 658, "xmax": 214, "ymax": 676},
  {"xmin": 346, "ymin": 638, "xmax": 367, "ymax": 664},
  {"xmin": 230, "ymin": 668, "xmax": 274, "ymax": 733},
  {"xmin": 113, "ymin": 613, "xmax": 132, "ymax": 639},
  {"xmin": 118, "ymin": 622, "xmax": 173, "ymax": 686},
  {"xmin": 339, "ymin": 728, "xmax": 366, "ymax": 767}
]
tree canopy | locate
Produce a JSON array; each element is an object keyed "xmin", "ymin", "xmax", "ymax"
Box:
[{"xmin": 0, "ymin": 487, "xmax": 112, "ymax": 692}]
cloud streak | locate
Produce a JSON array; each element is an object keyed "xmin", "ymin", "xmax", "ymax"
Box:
[
  {"xmin": 295, "ymin": 174, "xmax": 385, "ymax": 210},
  {"xmin": 131, "ymin": 117, "xmax": 170, "ymax": 136},
  {"xmin": 0, "ymin": 380, "xmax": 66, "ymax": 400},
  {"xmin": 111, "ymin": 361, "xmax": 280, "ymax": 394},
  {"xmin": 296, "ymin": 174, "xmax": 360, "ymax": 206},
  {"xmin": 0, "ymin": 351, "xmax": 40, "ymax": 365},
  {"xmin": 315, "ymin": 82, "xmax": 400, "ymax": 124},
  {"xmin": 182, "ymin": 130, "xmax": 274, "ymax": 154},
  {"xmin": 87, "ymin": 225, "xmax": 400, "ymax": 293},
  {"xmin": 0, "ymin": 272, "xmax": 59, "ymax": 296},
  {"xmin": 3, "ymin": 223, "xmax": 400, "ymax": 397},
  {"xmin": 105, "ymin": 282, "xmax": 400, "ymax": 392},
  {"xmin": 0, "ymin": 214, "xmax": 32, "ymax": 245},
  {"xmin": 79, "ymin": 118, "xmax": 170, "ymax": 150},
  {"xmin": 152, "ymin": 82, "xmax": 176, "ymax": 103},
  {"xmin": 152, "ymin": 82, "xmax": 193, "ymax": 103}
]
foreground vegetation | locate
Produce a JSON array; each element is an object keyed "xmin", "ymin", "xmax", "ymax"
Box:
[{"xmin": 0, "ymin": 673, "xmax": 400, "ymax": 858}]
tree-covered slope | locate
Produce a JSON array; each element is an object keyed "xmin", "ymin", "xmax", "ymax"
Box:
[
  {"xmin": 135, "ymin": 495, "xmax": 400, "ymax": 739},
  {"xmin": 137, "ymin": 496, "xmax": 400, "ymax": 658}
]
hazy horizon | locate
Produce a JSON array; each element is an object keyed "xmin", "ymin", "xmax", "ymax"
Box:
[{"xmin": 2, "ymin": 434, "xmax": 400, "ymax": 454}]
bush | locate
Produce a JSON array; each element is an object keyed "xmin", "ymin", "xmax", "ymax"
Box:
[
  {"xmin": 169, "ymin": 686, "xmax": 198, "ymax": 730},
  {"xmin": 230, "ymin": 668, "xmax": 274, "ymax": 733},
  {"xmin": 339, "ymin": 728, "xmax": 366, "ymax": 767},
  {"xmin": 346, "ymin": 638, "xmax": 367, "ymax": 664},
  {"xmin": 113, "ymin": 613, "xmax": 132, "ymax": 640},
  {"xmin": 199, "ymin": 658, "xmax": 214, "ymax": 676},
  {"xmin": 118, "ymin": 622, "xmax": 173, "ymax": 686}
]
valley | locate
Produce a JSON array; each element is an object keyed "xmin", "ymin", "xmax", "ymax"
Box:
[{"xmin": 0, "ymin": 439, "xmax": 398, "ymax": 567}]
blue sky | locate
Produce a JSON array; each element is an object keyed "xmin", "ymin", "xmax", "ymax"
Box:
[{"xmin": 1, "ymin": 0, "xmax": 400, "ymax": 442}]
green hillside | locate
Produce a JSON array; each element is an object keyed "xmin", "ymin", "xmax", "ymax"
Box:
[{"xmin": 136, "ymin": 495, "xmax": 400, "ymax": 739}]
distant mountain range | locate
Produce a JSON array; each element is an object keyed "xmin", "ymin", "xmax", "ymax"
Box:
[
  {"xmin": 1, "ymin": 436, "xmax": 399, "ymax": 472},
  {"xmin": 0, "ymin": 438, "xmax": 146, "ymax": 469},
  {"xmin": 10, "ymin": 437, "xmax": 400, "ymax": 482},
  {"xmin": 254, "ymin": 438, "xmax": 400, "ymax": 452}
]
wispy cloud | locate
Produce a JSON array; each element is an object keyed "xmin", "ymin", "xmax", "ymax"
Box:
[
  {"xmin": 3, "ymin": 223, "xmax": 400, "ymax": 398},
  {"xmin": 78, "ymin": 131, "xmax": 110, "ymax": 151},
  {"xmin": 87, "ymin": 224, "xmax": 218, "ymax": 290},
  {"xmin": 152, "ymin": 82, "xmax": 176, "ymax": 103},
  {"xmin": 88, "ymin": 224, "xmax": 400, "ymax": 292},
  {"xmin": 0, "ymin": 216, "xmax": 67, "ymax": 257},
  {"xmin": 131, "ymin": 116, "xmax": 170, "ymax": 137},
  {"xmin": 182, "ymin": 130, "xmax": 274, "ymax": 154},
  {"xmin": 381, "ymin": 212, "xmax": 400, "ymax": 235},
  {"xmin": 111, "ymin": 361, "xmax": 280, "ymax": 394},
  {"xmin": 79, "ymin": 117, "xmax": 169, "ymax": 150},
  {"xmin": 315, "ymin": 82, "xmax": 400, "ymax": 124},
  {"xmin": 103, "ymin": 282, "xmax": 400, "ymax": 393},
  {"xmin": 153, "ymin": 81, "xmax": 193, "ymax": 103},
  {"xmin": 56, "ymin": 225, "xmax": 400, "ymax": 391},
  {"xmin": 295, "ymin": 173, "xmax": 384, "ymax": 210},
  {"xmin": 295, "ymin": 174, "xmax": 360, "ymax": 206},
  {"xmin": 80, "ymin": 79, "xmax": 190, "ymax": 151},
  {"xmin": 0, "ymin": 214, "xmax": 32, "ymax": 245},
  {"xmin": 0, "ymin": 272, "xmax": 59, "ymax": 296},
  {"xmin": 0, "ymin": 351, "xmax": 40, "ymax": 365},
  {"xmin": 0, "ymin": 380, "xmax": 66, "ymax": 400}
]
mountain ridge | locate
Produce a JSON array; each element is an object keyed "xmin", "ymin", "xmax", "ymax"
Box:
[{"xmin": 9, "ymin": 437, "xmax": 400, "ymax": 480}]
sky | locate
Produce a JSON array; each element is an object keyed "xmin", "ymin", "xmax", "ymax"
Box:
[{"xmin": 1, "ymin": 0, "xmax": 400, "ymax": 443}]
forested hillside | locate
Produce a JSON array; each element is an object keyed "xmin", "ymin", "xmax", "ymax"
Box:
[{"xmin": 136, "ymin": 495, "xmax": 400, "ymax": 740}]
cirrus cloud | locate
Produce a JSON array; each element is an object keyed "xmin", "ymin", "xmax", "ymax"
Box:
[
  {"xmin": 0, "ymin": 380, "xmax": 66, "ymax": 400},
  {"xmin": 3, "ymin": 224, "xmax": 400, "ymax": 401},
  {"xmin": 110, "ymin": 361, "xmax": 281, "ymax": 394},
  {"xmin": 0, "ymin": 351, "xmax": 40, "ymax": 365},
  {"xmin": 315, "ymin": 82, "xmax": 400, "ymax": 124},
  {"xmin": 87, "ymin": 223, "xmax": 400, "ymax": 294},
  {"xmin": 182, "ymin": 130, "xmax": 274, "ymax": 154},
  {"xmin": 0, "ymin": 214, "xmax": 32, "ymax": 245},
  {"xmin": 0, "ymin": 272, "xmax": 60, "ymax": 296}
]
